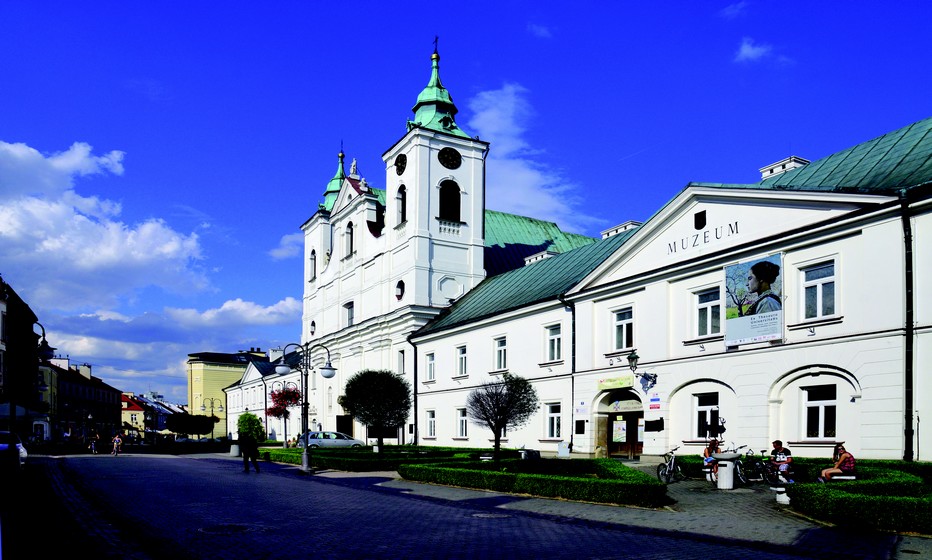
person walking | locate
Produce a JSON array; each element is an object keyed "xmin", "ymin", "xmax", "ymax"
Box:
[{"xmin": 240, "ymin": 432, "xmax": 260, "ymax": 473}]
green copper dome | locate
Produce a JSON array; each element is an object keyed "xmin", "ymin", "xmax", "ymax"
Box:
[
  {"xmin": 321, "ymin": 151, "xmax": 345, "ymax": 212},
  {"xmin": 408, "ymin": 50, "xmax": 470, "ymax": 138}
]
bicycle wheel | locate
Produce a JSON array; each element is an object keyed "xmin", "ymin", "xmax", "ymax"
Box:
[
  {"xmin": 657, "ymin": 464, "xmax": 670, "ymax": 483},
  {"xmin": 672, "ymin": 463, "xmax": 685, "ymax": 482},
  {"xmin": 734, "ymin": 460, "xmax": 748, "ymax": 485},
  {"xmin": 764, "ymin": 467, "xmax": 782, "ymax": 486}
]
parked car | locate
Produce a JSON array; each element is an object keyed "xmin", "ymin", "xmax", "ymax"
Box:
[
  {"xmin": 0, "ymin": 431, "xmax": 27, "ymax": 471},
  {"xmin": 297, "ymin": 431, "xmax": 364, "ymax": 448}
]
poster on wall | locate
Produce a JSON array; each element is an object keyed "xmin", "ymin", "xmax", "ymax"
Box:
[
  {"xmin": 612, "ymin": 420, "xmax": 626, "ymax": 443},
  {"xmin": 724, "ymin": 253, "xmax": 784, "ymax": 346}
]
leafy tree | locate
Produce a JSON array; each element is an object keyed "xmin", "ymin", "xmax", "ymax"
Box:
[
  {"xmin": 337, "ymin": 369, "xmax": 411, "ymax": 452},
  {"xmin": 266, "ymin": 387, "xmax": 302, "ymax": 423},
  {"xmin": 466, "ymin": 373, "xmax": 539, "ymax": 461},
  {"xmin": 237, "ymin": 412, "xmax": 266, "ymax": 443},
  {"xmin": 166, "ymin": 413, "xmax": 217, "ymax": 437}
]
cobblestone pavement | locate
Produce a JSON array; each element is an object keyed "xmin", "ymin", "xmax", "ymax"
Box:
[{"xmin": 4, "ymin": 454, "xmax": 929, "ymax": 559}]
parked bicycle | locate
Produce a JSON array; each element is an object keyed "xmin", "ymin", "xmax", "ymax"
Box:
[{"xmin": 657, "ymin": 446, "xmax": 685, "ymax": 483}]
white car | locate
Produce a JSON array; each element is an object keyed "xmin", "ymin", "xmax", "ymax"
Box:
[
  {"xmin": 297, "ymin": 431, "xmax": 365, "ymax": 448},
  {"xmin": 0, "ymin": 431, "xmax": 26, "ymax": 471}
]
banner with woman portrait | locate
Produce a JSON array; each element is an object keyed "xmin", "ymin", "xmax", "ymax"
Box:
[{"xmin": 724, "ymin": 253, "xmax": 783, "ymax": 345}]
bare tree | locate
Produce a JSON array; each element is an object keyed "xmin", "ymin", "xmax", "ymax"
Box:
[{"xmin": 466, "ymin": 373, "xmax": 539, "ymax": 461}]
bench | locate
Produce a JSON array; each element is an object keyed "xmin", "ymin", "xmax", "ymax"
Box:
[{"xmin": 829, "ymin": 474, "xmax": 856, "ymax": 481}]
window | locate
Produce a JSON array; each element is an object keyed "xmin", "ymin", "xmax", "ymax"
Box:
[
  {"xmin": 546, "ymin": 403, "xmax": 561, "ymax": 438},
  {"xmin": 426, "ymin": 353, "xmax": 435, "ymax": 381},
  {"xmin": 696, "ymin": 288, "xmax": 721, "ymax": 336},
  {"xmin": 397, "ymin": 350, "xmax": 405, "ymax": 374},
  {"xmin": 426, "ymin": 410, "xmax": 436, "ymax": 438},
  {"xmin": 439, "ymin": 180, "xmax": 461, "ymax": 222},
  {"xmin": 456, "ymin": 346, "xmax": 467, "ymax": 376},
  {"xmin": 494, "ymin": 337, "xmax": 507, "ymax": 370},
  {"xmin": 456, "ymin": 408, "xmax": 468, "ymax": 438},
  {"xmin": 397, "ymin": 185, "xmax": 407, "ymax": 224},
  {"xmin": 613, "ymin": 308, "xmax": 634, "ymax": 350},
  {"xmin": 803, "ymin": 262, "xmax": 835, "ymax": 319},
  {"xmin": 546, "ymin": 324, "xmax": 562, "ymax": 362},
  {"xmin": 344, "ymin": 302, "xmax": 355, "ymax": 327},
  {"xmin": 309, "ymin": 250, "xmax": 317, "ymax": 281},
  {"xmin": 695, "ymin": 392, "xmax": 720, "ymax": 438},
  {"xmin": 804, "ymin": 385, "xmax": 836, "ymax": 438},
  {"xmin": 345, "ymin": 222, "xmax": 354, "ymax": 257}
]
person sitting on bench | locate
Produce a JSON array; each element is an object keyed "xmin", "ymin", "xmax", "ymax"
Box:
[{"xmin": 818, "ymin": 443, "xmax": 855, "ymax": 482}]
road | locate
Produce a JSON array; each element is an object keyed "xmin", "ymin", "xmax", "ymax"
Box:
[{"xmin": 1, "ymin": 454, "xmax": 919, "ymax": 559}]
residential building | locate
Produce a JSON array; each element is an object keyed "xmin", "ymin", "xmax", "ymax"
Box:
[{"xmin": 186, "ymin": 349, "xmax": 268, "ymax": 439}]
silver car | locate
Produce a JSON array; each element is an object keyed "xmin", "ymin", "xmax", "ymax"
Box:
[
  {"xmin": 298, "ymin": 431, "xmax": 364, "ymax": 448},
  {"xmin": 0, "ymin": 431, "xmax": 27, "ymax": 471}
]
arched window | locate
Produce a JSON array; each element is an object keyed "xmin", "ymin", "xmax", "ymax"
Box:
[
  {"xmin": 439, "ymin": 180, "xmax": 461, "ymax": 222},
  {"xmin": 397, "ymin": 185, "xmax": 407, "ymax": 224},
  {"xmin": 309, "ymin": 250, "xmax": 317, "ymax": 281},
  {"xmin": 345, "ymin": 222, "xmax": 354, "ymax": 257}
]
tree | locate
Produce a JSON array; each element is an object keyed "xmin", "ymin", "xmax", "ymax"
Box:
[
  {"xmin": 266, "ymin": 386, "xmax": 301, "ymax": 441},
  {"xmin": 237, "ymin": 412, "xmax": 265, "ymax": 443},
  {"xmin": 466, "ymin": 373, "xmax": 539, "ymax": 461},
  {"xmin": 165, "ymin": 413, "xmax": 217, "ymax": 437},
  {"xmin": 337, "ymin": 369, "xmax": 411, "ymax": 452}
]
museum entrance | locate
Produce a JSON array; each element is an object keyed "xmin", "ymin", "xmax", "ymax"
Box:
[{"xmin": 597, "ymin": 390, "xmax": 644, "ymax": 460}]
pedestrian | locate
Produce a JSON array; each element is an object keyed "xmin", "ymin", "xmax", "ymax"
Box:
[
  {"xmin": 240, "ymin": 432, "xmax": 260, "ymax": 473},
  {"xmin": 770, "ymin": 439, "xmax": 793, "ymax": 482},
  {"xmin": 111, "ymin": 433, "xmax": 123, "ymax": 456},
  {"xmin": 819, "ymin": 443, "xmax": 855, "ymax": 482}
]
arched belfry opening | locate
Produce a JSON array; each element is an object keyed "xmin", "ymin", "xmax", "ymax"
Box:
[{"xmin": 438, "ymin": 180, "xmax": 461, "ymax": 222}]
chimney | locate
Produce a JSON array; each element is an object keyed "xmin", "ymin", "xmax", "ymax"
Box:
[{"xmin": 759, "ymin": 156, "xmax": 810, "ymax": 180}]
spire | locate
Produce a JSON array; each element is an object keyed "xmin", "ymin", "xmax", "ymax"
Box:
[
  {"xmin": 321, "ymin": 150, "xmax": 345, "ymax": 212},
  {"xmin": 408, "ymin": 45, "xmax": 469, "ymax": 138}
]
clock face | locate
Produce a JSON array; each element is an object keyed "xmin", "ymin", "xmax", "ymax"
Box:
[
  {"xmin": 394, "ymin": 154, "xmax": 407, "ymax": 176},
  {"xmin": 438, "ymin": 147, "xmax": 462, "ymax": 170}
]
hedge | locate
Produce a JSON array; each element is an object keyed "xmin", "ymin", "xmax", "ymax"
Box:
[{"xmin": 398, "ymin": 458, "xmax": 668, "ymax": 508}]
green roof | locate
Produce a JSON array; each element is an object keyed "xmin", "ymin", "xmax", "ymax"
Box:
[
  {"xmin": 321, "ymin": 151, "xmax": 346, "ymax": 212},
  {"xmin": 419, "ymin": 229, "xmax": 635, "ymax": 336},
  {"xmin": 407, "ymin": 50, "xmax": 470, "ymax": 139},
  {"xmin": 695, "ymin": 116, "xmax": 932, "ymax": 194},
  {"xmin": 484, "ymin": 210, "xmax": 596, "ymax": 276}
]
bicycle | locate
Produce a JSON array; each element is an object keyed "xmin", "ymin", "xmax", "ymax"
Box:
[{"xmin": 656, "ymin": 446, "xmax": 685, "ymax": 483}]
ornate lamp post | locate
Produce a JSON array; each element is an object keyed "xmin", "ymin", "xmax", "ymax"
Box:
[
  {"xmin": 200, "ymin": 397, "xmax": 224, "ymax": 439},
  {"xmin": 275, "ymin": 341, "xmax": 336, "ymax": 473},
  {"xmin": 627, "ymin": 350, "xmax": 658, "ymax": 390}
]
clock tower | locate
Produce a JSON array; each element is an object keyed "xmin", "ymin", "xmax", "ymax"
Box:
[{"xmin": 382, "ymin": 48, "xmax": 489, "ymax": 307}]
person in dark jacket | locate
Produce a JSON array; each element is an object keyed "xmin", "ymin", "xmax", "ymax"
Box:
[{"xmin": 240, "ymin": 433, "xmax": 260, "ymax": 473}]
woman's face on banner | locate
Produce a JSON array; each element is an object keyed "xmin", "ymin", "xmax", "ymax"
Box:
[{"xmin": 747, "ymin": 270, "xmax": 762, "ymax": 294}]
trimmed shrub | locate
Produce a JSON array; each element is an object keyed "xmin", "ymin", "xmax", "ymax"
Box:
[{"xmin": 398, "ymin": 458, "xmax": 668, "ymax": 508}]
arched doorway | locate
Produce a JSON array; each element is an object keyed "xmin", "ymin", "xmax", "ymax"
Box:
[{"xmin": 596, "ymin": 390, "xmax": 644, "ymax": 460}]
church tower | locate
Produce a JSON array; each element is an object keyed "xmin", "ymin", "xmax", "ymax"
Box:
[{"xmin": 382, "ymin": 47, "xmax": 489, "ymax": 308}]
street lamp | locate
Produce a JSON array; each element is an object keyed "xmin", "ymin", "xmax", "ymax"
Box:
[
  {"xmin": 275, "ymin": 341, "xmax": 337, "ymax": 473},
  {"xmin": 200, "ymin": 397, "xmax": 224, "ymax": 439},
  {"xmin": 627, "ymin": 350, "xmax": 658, "ymax": 390}
]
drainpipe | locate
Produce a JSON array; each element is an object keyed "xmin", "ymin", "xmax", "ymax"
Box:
[
  {"xmin": 899, "ymin": 190, "xmax": 915, "ymax": 462},
  {"xmin": 407, "ymin": 332, "xmax": 419, "ymax": 447},
  {"xmin": 558, "ymin": 294, "xmax": 576, "ymax": 453}
]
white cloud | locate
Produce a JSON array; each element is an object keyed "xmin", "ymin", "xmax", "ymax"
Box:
[
  {"xmin": 166, "ymin": 297, "xmax": 301, "ymax": 328},
  {"xmin": 467, "ymin": 85, "xmax": 604, "ymax": 234},
  {"xmin": 720, "ymin": 1, "xmax": 749, "ymax": 19},
  {"xmin": 0, "ymin": 141, "xmax": 124, "ymax": 199},
  {"xmin": 527, "ymin": 23, "xmax": 553, "ymax": 39},
  {"xmin": 0, "ymin": 140, "xmax": 207, "ymax": 311},
  {"xmin": 269, "ymin": 232, "xmax": 305, "ymax": 260},
  {"xmin": 734, "ymin": 37, "xmax": 773, "ymax": 62}
]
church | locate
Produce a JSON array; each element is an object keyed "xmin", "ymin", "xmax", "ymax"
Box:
[{"xmin": 227, "ymin": 48, "xmax": 930, "ymax": 462}]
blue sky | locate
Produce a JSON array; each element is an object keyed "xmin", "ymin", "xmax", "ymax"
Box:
[{"xmin": 1, "ymin": 2, "xmax": 929, "ymax": 403}]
